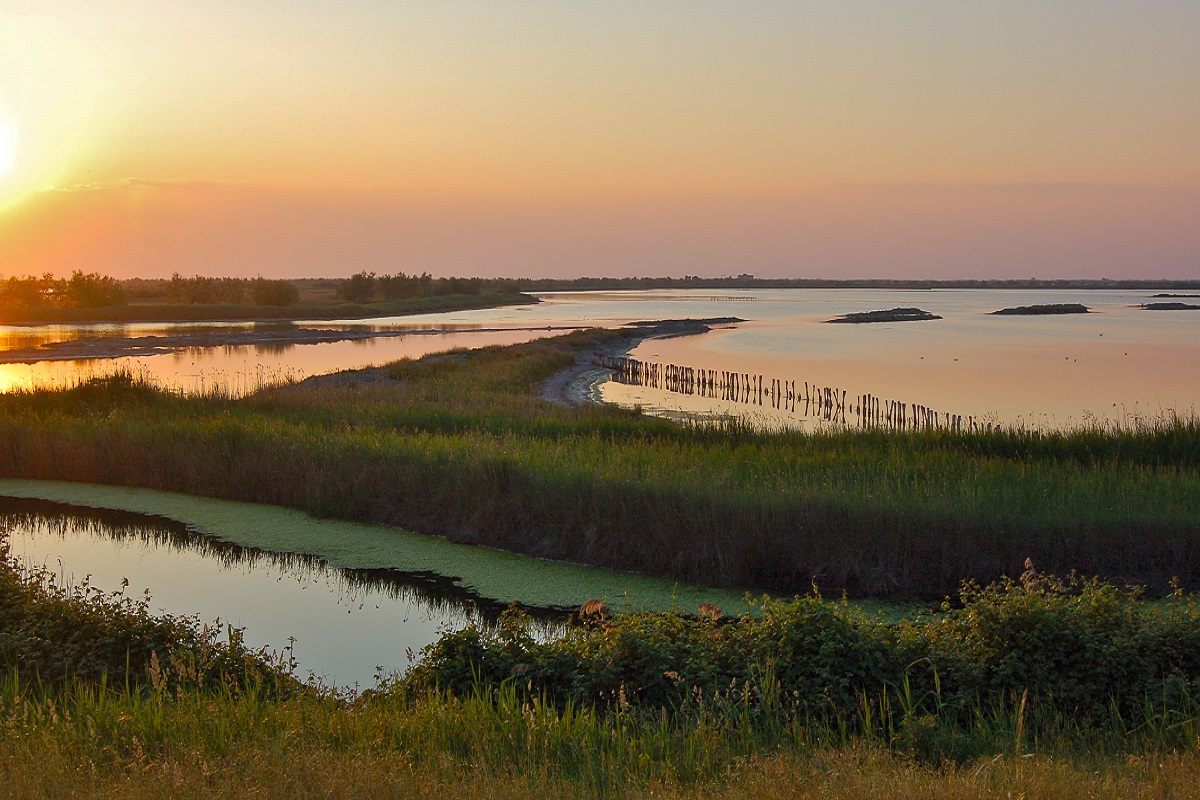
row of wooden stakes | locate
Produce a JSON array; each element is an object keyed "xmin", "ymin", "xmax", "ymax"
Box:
[{"xmin": 592, "ymin": 353, "xmax": 994, "ymax": 432}]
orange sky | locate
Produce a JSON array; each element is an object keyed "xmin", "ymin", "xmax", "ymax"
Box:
[{"xmin": 1, "ymin": 2, "xmax": 1198, "ymax": 279}]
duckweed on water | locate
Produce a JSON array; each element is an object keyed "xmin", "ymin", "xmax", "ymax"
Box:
[{"xmin": 0, "ymin": 479, "xmax": 749, "ymax": 614}]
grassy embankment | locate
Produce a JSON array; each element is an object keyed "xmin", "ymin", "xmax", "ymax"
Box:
[
  {"xmin": 0, "ymin": 327, "xmax": 1198, "ymax": 598},
  {"xmin": 0, "ymin": 291, "xmax": 537, "ymax": 325},
  {"xmin": 5, "ymin": 544, "xmax": 1200, "ymax": 799}
]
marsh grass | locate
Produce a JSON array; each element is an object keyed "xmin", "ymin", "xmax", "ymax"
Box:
[
  {"xmin": 4, "ymin": 645, "xmax": 1200, "ymax": 799},
  {"xmin": 0, "ymin": 328, "xmax": 1198, "ymax": 597}
]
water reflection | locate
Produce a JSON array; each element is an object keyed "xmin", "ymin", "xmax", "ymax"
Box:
[
  {"xmin": 3, "ymin": 289, "xmax": 1199, "ymax": 427},
  {"xmin": 0, "ymin": 328, "xmax": 555, "ymax": 395},
  {"xmin": 596, "ymin": 352, "xmax": 995, "ymax": 432},
  {"xmin": 595, "ymin": 289, "xmax": 1200, "ymax": 430},
  {"xmin": 1, "ymin": 496, "xmax": 564, "ymax": 689}
]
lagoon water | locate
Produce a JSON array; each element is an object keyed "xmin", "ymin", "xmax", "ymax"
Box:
[
  {"xmin": 0, "ymin": 498, "xmax": 500, "ymax": 689},
  {"xmin": 592, "ymin": 288, "xmax": 1200, "ymax": 430},
  {"xmin": 3, "ymin": 288, "xmax": 1198, "ymax": 428}
]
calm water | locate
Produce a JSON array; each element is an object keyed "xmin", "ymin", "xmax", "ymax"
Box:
[
  {"xmin": 599, "ymin": 289, "xmax": 1200, "ymax": 429},
  {"xmin": 0, "ymin": 322, "xmax": 555, "ymax": 395},
  {"xmin": 3, "ymin": 289, "xmax": 1199, "ymax": 427},
  {"xmin": 0, "ymin": 497, "xmax": 555, "ymax": 689}
]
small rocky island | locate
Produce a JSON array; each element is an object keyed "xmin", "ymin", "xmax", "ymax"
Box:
[
  {"xmin": 992, "ymin": 303, "xmax": 1089, "ymax": 315},
  {"xmin": 826, "ymin": 307, "xmax": 941, "ymax": 324},
  {"xmin": 1142, "ymin": 302, "xmax": 1200, "ymax": 311}
]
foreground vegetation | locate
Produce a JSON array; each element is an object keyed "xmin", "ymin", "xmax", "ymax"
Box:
[
  {"xmin": 10, "ymin": 683, "xmax": 1200, "ymax": 799},
  {"xmin": 0, "ymin": 327, "xmax": 1198, "ymax": 597},
  {"xmin": 4, "ymin": 542, "xmax": 1200, "ymax": 798}
]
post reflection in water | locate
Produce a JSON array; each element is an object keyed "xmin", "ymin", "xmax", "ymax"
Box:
[
  {"xmin": 594, "ymin": 353, "xmax": 996, "ymax": 432},
  {"xmin": 0, "ymin": 496, "xmax": 564, "ymax": 690}
]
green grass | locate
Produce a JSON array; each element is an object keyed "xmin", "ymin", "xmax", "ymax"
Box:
[
  {"xmin": 9, "ymin": 675, "xmax": 1200, "ymax": 799},
  {"xmin": 0, "ymin": 327, "xmax": 1197, "ymax": 598}
]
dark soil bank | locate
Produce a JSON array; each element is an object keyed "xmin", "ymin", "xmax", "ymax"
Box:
[
  {"xmin": 992, "ymin": 303, "xmax": 1089, "ymax": 315},
  {"xmin": 826, "ymin": 307, "xmax": 941, "ymax": 323},
  {"xmin": 1143, "ymin": 302, "xmax": 1200, "ymax": 311}
]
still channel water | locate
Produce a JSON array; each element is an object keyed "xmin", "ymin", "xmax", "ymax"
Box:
[{"xmin": 1, "ymin": 496, "xmax": 554, "ymax": 690}]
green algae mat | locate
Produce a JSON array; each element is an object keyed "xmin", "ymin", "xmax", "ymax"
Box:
[{"xmin": 0, "ymin": 479, "xmax": 750, "ymax": 614}]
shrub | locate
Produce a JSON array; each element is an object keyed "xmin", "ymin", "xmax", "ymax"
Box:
[
  {"xmin": 407, "ymin": 579, "xmax": 1200, "ymax": 725},
  {"xmin": 251, "ymin": 277, "xmax": 300, "ymax": 306}
]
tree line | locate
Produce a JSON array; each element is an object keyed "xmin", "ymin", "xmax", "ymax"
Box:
[
  {"xmin": 161, "ymin": 274, "xmax": 300, "ymax": 306},
  {"xmin": 0, "ymin": 272, "xmax": 302, "ymax": 308},
  {"xmin": 334, "ymin": 271, "xmax": 521, "ymax": 303},
  {"xmin": 0, "ymin": 272, "xmax": 127, "ymax": 309}
]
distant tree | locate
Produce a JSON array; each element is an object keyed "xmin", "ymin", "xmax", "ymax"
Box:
[
  {"xmin": 164, "ymin": 274, "xmax": 250, "ymax": 304},
  {"xmin": 431, "ymin": 276, "xmax": 481, "ymax": 296},
  {"xmin": 337, "ymin": 271, "xmax": 377, "ymax": 303},
  {"xmin": 251, "ymin": 278, "xmax": 300, "ymax": 306},
  {"xmin": 121, "ymin": 278, "xmax": 170, "ymax": 303},
  {"xmin": 377, "ymin": 272, "xmax": 422, "ymax": 300},
  {"xmin": 0, "ymin": 274, "xmax": 53, "ymax": 308},
  {"xmin": 64, "ymin": 271, "xmax": 127, "ymax": 307},
  {"xmin": 1, "ymin": 271, "xmax": 126, "ymax": 308},
  {"xmin": 490, "ymin": 279, "xmax": 521, "ymax": 295},
  {"xmin": 216, "ymin": 277, "xmax": 247, "ymax": 304}
]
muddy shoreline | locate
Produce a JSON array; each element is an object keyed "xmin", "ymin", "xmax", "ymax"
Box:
[{"xmin": 536, "ymin": 318, "xmax": 740, "ymax": 407}]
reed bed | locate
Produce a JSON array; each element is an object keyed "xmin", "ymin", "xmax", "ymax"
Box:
[{"xmin": 0, "ymin": 328, "xmax": 1198, "ymax": 597}]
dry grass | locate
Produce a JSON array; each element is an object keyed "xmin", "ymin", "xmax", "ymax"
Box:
[{"xmin": 4, "ymin": 734, "xmax": 1198, "ymax": 800}]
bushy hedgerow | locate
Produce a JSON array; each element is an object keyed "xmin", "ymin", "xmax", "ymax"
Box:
[
  {"xmin": 896, "ymin": 576, "xmax": 1200, "ymax": 720},
  {"xmin": 404, "ymin": 599, "xmax": 896, "ymax": 715},
  {"xmin": 404, "ymin": 578, "xmax": 1200, "ymax": 724}
]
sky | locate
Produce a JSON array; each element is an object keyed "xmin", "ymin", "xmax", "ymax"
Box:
[{"xmin": 0, "ymin": 1, "xmax": 1198, "ymax": 280}]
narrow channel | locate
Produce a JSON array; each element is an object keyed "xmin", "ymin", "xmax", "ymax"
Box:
[{"xmin": 1, "ymin": 495, "xmax": 562, "ymax": 690}]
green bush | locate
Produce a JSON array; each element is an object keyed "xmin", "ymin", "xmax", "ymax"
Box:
[
  {"xmin": 899, "ymin": 577, "xmax": 1200, "ymax": 720},
  {"xmin": 406, "ymin": 579, "xmax": 1200, "ymax": 726}
]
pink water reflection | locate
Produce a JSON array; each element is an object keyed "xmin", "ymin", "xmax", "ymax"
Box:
[
  {"xmin": 599, "ymin": 290, "xmax": 1200, "ymax": 430},
  {"xmin": 3, "ymin": 289, "xmax": 1198, "ymax": 428},
  {"xmin": 0, "ymin": 328, "xmax": 546, "ymax": 394}
]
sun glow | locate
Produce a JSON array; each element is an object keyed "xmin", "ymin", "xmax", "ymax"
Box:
[
  {"xmin": 0, "ymin": 127, "xmax": 15, "ymax": 183},
  {"xmin": 0, "ymin": 115, "xmax": 15, "ymax": 181}
]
